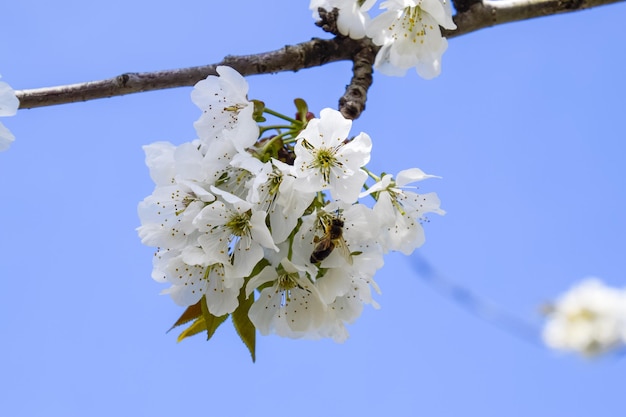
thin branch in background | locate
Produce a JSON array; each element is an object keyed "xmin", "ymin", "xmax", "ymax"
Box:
[{"xmin": 410, "ymin": 252, "xmax": 543, "ymax": 347}]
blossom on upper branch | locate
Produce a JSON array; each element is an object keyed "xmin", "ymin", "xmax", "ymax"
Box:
[
  {"xmin": 543, "ymin": 278, "xmax": 626, "ymax": 357},
  {"xmin": 0, "ymin": 76, "xmax": 19, "ymax": 151},
  {"xmin": 366, "ymin": 0, "xmax": 456, "ymax": 79},
  {"xmin": 309, "ymin": 0, "xmax": 376, "ymax": 39},
  {"xmin": 191, "ymin": 65, "xmax": 258, "ymax": 149}
]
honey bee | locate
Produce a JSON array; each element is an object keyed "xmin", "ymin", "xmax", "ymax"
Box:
[{"xmin": 310, "ymin": 215, "xmax": 352, "ymax": 264}]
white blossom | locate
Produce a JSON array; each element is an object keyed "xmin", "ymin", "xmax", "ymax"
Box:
[
  {"xmin": 367, "ymin": 0, "xmax": 456, "ymax": 79},
  {"xmin": 137, "ymin": 64, "xmax": 447, "ymax": 347},
  {"xmin": 543, "ymin": 278, "xmax": 626, "ymax": 356},
  {"xmin": 0, "ymin": 76, "xmax": 19, "ymax": 151},
  {"xmin": 151, "ymin": 248, "xmax": 242, "ymax": 315},
  {"xmin": 247, "ymin": 259, "xmax": 327, "ymax": 337},
  {"xmin": 294, "ymin": 108, "xmax": 371, "ymax": 203},
  {"xmin": 137, "ymin": 142, "xmax": 215, "ymax": 250},
  {"xmin": 289, "ymin": 203, "xmax": 383, "ymax": 337},
  {"xmin": 361, "ymin": 167, "xmax": 444, "ymax": 254},
  {"xmin": 244, "ymin": 159, "xmax": 316, "ymax": 244},
  {"xmin": 317, "ymin": 271, "xmax": 381, "ymax": 342},
  {"xmin": 309, "ymin": 0, "xmax": 376, "ymax": 39},
  {"xmin": 191, "ymin": 66, "xmax": 258, "ymax": 148},
  {"xmin": 193, "ymin": 188, "xmax": 278, "ymax": 279}
]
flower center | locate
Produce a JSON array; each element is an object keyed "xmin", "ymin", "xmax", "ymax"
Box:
[
  {"xmin": 224, "ymin": 103, "xmax": 245, "ymax": 113},
  {"xmin": 277, "ymin": 272, "xmax": 301, "ymax": 305},
  {"xmin": 396, "ymin": 7, "xmax": 426, "ymax": 43},
  {"xmin": 268, "ymin": 168, "xmax": 283, "ymax": 197},
  {"xmin": 568, "ymin": 308, "xmax": 597, "ymax": 323},
  {"xmin": 225, "ymin": 211, "xmax": 252, "ymax": 237},
  {"xmin": 311, "ymin": 146, "xmax": 340, "ymax": 183}
]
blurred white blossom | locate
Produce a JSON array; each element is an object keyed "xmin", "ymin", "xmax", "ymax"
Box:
[
  {"xmin": 543, "ymin": 278, "xmax": 626, "ymax": 356},
  {"xmin": 0, "ymin": 75, "xmax": 19, "ymax": 151}
]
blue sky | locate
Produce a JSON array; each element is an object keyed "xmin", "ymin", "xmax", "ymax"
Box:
[{"xmin": 1, "ymin": 1, "xmax": 626, "ymax": 416}]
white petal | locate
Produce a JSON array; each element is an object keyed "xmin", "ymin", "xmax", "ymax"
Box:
[
  {"xmin": 216, "ymin": 66, "xmax": 250, "ymax": 95},
  {"xmin": 232, "ymin": 239, "xmax": 264, "ymax": 278},
  {"xmin": 246, "ymin": 265, "xmax": 278, "ymax": 297},
  {"xmin": 205, "ymin": 267, "xmax": 243, "ymax": 316},
  {"xmin": 250, "ymin": 210, "xmax": 279, "ymax": 251},
  {"xmin": 340, "ymin": 131, "xmax": 372, "ymax": 167},
  {"xmin": 249, "ymin": 286, "xmax": 282, "ymax": 335},
  {"xmin": 396, "ymin": 167, "xmax": 440, "ymax": 186},
  {"xmin": 162, "ymin": 257, "xmax": 208, "ymax": 307},
  {"xmin": 359, "ymin": 173, "xmax": 393, "ymax": 198},
  {"xmin": 210, "ymin": 186, "xmax": 252, "ymax": 210},
  {"xmin": 0, "ymin": 122, "xmax": 15, "ymax": 151},
  {"xmin": 330, "ymin": 167, "xmax": 368, "ymax": 203},
  {"xmin": 0, "ymin": 81, "xmax": 19, "ymax": 117},
  {"xmin": 143, "ymin": 142, "xmax": 176, "ymax": 186}
]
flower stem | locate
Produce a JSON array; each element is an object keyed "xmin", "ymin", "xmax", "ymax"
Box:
[
  {"xmin": 263, "ymin": 107, "xmax": 300, "ymax": 124},
  {"xmin": 362, "ymin": 167, "xmax": 381, "ymax": 182},
  {"xmin": 259, "ymin": 124, "xmax": 294, "ymax": 135}
]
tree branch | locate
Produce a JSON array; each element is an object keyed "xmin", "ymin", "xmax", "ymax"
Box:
[
  {"xmin": 339, "ymin": 43, "xmax": 376, "ymax": 120},
  {"xmin": 15, "ymin": 37, "xmax": 367, "ymax": 110},
  {"xmin": 443, "ymin": 0, "xmax": 624, "ymax": 38},
  {"xmin": 15, "ymin": 0, "xmax": 623, "ymax": 113}
]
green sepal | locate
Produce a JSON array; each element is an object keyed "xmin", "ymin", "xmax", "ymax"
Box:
[
  {"xmin": 167, "ymin": 300, "xmax": 202, "ymax": 333},
  {"xmin": 176, "ymin": 316, "xmax": 207, "ymax": 342},
  {"xmin": 262, "ymin": 135, "xmax": 284, "ymax": 163},
  {"xmin": 252, "ymin": 99, "xmax": 266, "ymax": 122},
  {"xmin": 200, "ymin": 295, "xmax": 229, "ymax": 341},
  {"xmin": 294, "ymin": 98, "xmax": 308, "ymax": 122},
  {"xmin": 232, "ymin": 284, "xmax": 256, "ymax": 362}
]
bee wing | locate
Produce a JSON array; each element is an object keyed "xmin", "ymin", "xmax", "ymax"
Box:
[{"xmin": 336, "ymin": 237, "xmax": 353, "ymax": 265}]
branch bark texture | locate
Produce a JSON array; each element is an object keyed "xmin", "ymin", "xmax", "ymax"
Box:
[
  {"xmin": 15, "ymin": 0, "xmax": 624, "ymax": 116},
  {"xmin": 444, "ymin": 0, "xmax": 623, "ymax": 37}
]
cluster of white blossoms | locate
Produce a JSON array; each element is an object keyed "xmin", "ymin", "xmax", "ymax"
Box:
[
  {"xmin": 543, "ymin": 278, "xmax": 626, "ymax": 357},
  {"xmin": 310, "ymin": 0, "xmax": 456, "ymax": 79},
  {"xmin": 0, "ymin": 75, "xmax": 19, "ymax": 152},
  {"xmin": 138, "ymin": 66, "xmax": 444, "ymax": 343}
]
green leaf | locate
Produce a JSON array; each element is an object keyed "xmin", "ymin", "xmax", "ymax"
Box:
[
  {"xmin": 232, "ymin": 286, "xmax": 256, "ymax": 362},
  {"xmin": 176, "ymin": 317, "xmax": 207, "ymax": 342},
  {"xmin": 167, "ymin": 300, "xmax": 203, "ymax": 333},
  {"xmin": 200, "ymin": 295, "xmax": 229, "ymax": 340}
]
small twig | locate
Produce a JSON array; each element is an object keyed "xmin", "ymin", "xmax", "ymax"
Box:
[
  {"xmin": 452, "ymin": 0, "xmax": 483, "ymax": 13},
  {"xmin": 315, "ymin": 7, "xmax": 341, "ymax": 36},
  {"xmin": 339, "ymin": 43, "xmax": 376, "ymax": 120}
]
